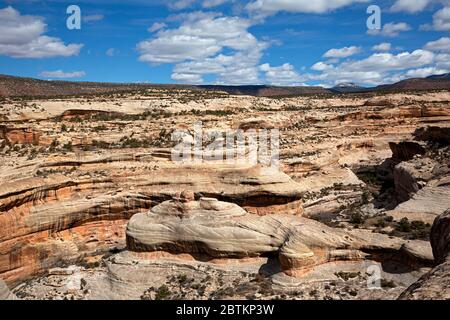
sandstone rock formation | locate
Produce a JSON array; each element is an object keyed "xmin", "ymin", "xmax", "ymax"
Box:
[
  {"xmin": 127, "ymin": 197, "xmax": 433, "ymax": 277},
  {"xmin": 386, "ymin": 126, "xmax": 450, "ymax": 223},
  {"xmin": 399, "ymin": 209, "xmax": 450, "ymax": 300},
  {"xmin": 0, "ymin": 161, "xmax": 303, "ymax": 285},
  {"xmin": 1, "ymin": 89, "xmax": 449, "ymax": 300},
  {"xmin": 0, "ymin": 279, "xmax": 16, "ymax": 300},
  {"xmin": 431, "ymin": 209, "xmax": 450, "ymax": 265}
]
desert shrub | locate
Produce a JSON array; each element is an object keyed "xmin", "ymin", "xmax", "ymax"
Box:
[
  {"xmin": 350, "ymin": 211, "xmax": 364, "ymax": 225},
  {"xmin": 155, "ymin": 285, "xmax": 170, "ymax": 300},
  {"xmin": 396, "ymin": 218, "xmax": 411, "ymax": 232}
]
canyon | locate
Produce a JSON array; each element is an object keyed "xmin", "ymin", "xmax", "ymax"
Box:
[{"xmin": 0, "ymin": 87, "xmax": 449, "ymax": 300}]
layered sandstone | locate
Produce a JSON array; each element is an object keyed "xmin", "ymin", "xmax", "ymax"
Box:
[
  {"xmin": 1, "ymin": 90, "xmax": 449, "ymax": 299},
  {"xmin": 0, "ymin": 160, "xmax": 303, "ymax": 284},
  {"xmin": 127, "ymin": 197, "xmax": 433, "ymax": 278},
  {"xmin": 399, "ymin": 209, "xmax": 450, "ymax": 299},
  {"xmin": 0, "ymin": 279, "xmax": 16, "ymax": 300}
]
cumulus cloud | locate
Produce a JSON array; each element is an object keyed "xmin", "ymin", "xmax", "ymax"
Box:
[
  {"xmin": 391, "ymin": 0, "xmax": 430, "ymax": 13},
  {"xmin": 0, "ymin": 6, "xmax": 83, "ymax": 58},
  {"xmin": 311, "ymin": 61, "xmax": 333, "ymax": 71},
  {"xmin": 423, "ymin": 6, "xmax": 450, "ymax": 31},
  {"xmin": 171, "ymin": 72, "xmax": 204, "ymax": 83},
  {"xmin": 368, "ymin": 22, "xmax": 411, "ymax": 37},
  {"xmin": 435, "ymin": 53, "xmax": 450, "ymax": 69},
  {"xmin": 39, "ymin": 70, "xmax": 86, "ymax": 79},
  {"xmin": 372, "ymin": 43, "xmax": 392, "ymax": 51},
  {"xmin": 148, "ymin": 22, "xmax": 167, "ymax": 33},
  {"xmin": 425, "ymin": 37, "xmax": 450, "ymax": 52},
  {"xmin": 405, "ymin": 67, "xmax": 448, "ymax": 78},
  {"xmin": 323, "ymin": 46, "xmax": 361, "ymax": 58},
  {"xmin": 246, "ymin": 0, "xmax": 369, "ymax": 15},
  {"xmin": 260, "ymin": 63, "xmax": 304, "ymax": 86},
  {"xmin": 137, "ymin": 12, "xmax": 268, "ymax": 84},
  {"xmin": 308, "ymin": 49, "xmax": 438, "ymax": 86}
]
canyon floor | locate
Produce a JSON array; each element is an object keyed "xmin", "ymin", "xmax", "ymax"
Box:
[{"xmin": 0, "ymin": 88, "xmax": 449, "ymax": 300}]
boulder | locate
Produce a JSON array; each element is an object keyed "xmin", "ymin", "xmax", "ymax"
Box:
[
  {"xmin": 431, "ymin": 209, "xmax": 450, "ymax": 264},
  {"xmin": 399, "ymin": 209, "xmax": 450, "ymax": 300}
]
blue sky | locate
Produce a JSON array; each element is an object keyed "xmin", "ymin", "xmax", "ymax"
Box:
[{"xmin": 0, "ymin": 0, "xmax": 449, "ymax": 87}]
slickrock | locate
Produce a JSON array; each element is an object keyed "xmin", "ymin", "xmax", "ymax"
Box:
[
  {"xmin": 387, "ymin": 126, "xmax": 450, "ymax": 223},
  {"xmin": 127, "ymin": 198, "xmax": 433, "ymax": 277},
  {"xmin": 399, "ymin": 209, "xmax": 450, "ymax": 300},
  {"xmin": 0, "ymin": 279, "xmax": 16, "ymax": 300},
  {"xmin": 0, "ymin": 161, "xmax": 303, "ymax": 284}
]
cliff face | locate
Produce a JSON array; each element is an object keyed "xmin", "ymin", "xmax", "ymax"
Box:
[{"xmin": 0, "ymin": 161, "xmax": 303, "ymax": 284}]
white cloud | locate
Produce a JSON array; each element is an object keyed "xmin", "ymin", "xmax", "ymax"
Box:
[
  {"xmin": 368, "ymin": 22, "xmax": 411, "ymax": 37},
  {"xmin": 435, "ymin": 53, "xmax": 450, "ymax": 69},
  {"xmin": 323, "ymin": 46, "xmax": 361, "ymax": 58},
  {"xmin": 424, "ymin": 37, "xmax": 450, "ymax": 52},
  {"xmin": 372, "ymin": 42, "xmax": 392, "ymax": 51},
  {"xmin": 169, "ymin": 0, "xmax": 197, "ymax": 10},
  {"xmin": 391, "ymin": 0, "xmax": 430, "ymax": 13},
  {"xmin": 311, "ymin": 61, "xmax": 333, "ymax": 71},
  {"xmin": 106, "ymin": 48, "xmax": 115, "ymax": 56},
  {"xmin": 341, "ymin": 50, "xmax": 435, "ymax": 73},
  {"xmin": 246, "ymin": 0, "xmax": 369, "ymax": 15},
  {"xmin": 137, "ymin": 12, "xmax": 268, "ymax": 84},
  {"xmin": 0, "ymin": 6, "xmax": 83, "ymax": 58},
  {"xmin": 137, "ymin": 13, "xmax": 257, "ymax": 64},
  {"xmin": 428, "ymin": 6, "xmax": 450, "ymax": 31},
  {"xmin": 260, "ymin": 63, "xmax": 304, "ymax": 86},
  {"xmin": 405, "ymin": 67, "xmax": 448, "ymax": 78},
  {"xmin": 83, "ymin": 14, "xmax": 104, "ymax": 23},
  {"xmin": 308, "ymin": 49, "xmax": 437, "ymax": 86},
  {"xmin": 202, "ymin": 0, "xmax": 229, "ymax": 8},
  {"xmin": 171, "ymin": 72, "xmax": 204, "ymax": 83},
  {"xmin": 40, "ymin": 70, "xmax": 86, "ymax": 79},
  {"xmin": 148, "ymin": 22, "xmax": 167, "ymax": 33}
]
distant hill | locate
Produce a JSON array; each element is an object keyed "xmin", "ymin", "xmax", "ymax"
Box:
[
  {"xmin": 0, "ymin": 74, "xmax": 167, "ymax": 98},
  {"xmin": 331, "ymin": 82, "xmax": 366, "ymax": 93},
  {"xmin": 427, "ymin": 73, "xmax": 450, "ymax": 80},
  {"xmin": 0, "ymin": 75, "xmax": 330, "ymax": 98},
  {"xmin": 198, "ymin": 85, "xmax": 330, "ymax": 96},
  {"xmin": 0, "ymin": 73, "xmax": 449, "ymax": 98},
  {"xmin": 375, "ymin": 74, "xmax": 450, "ymax": 92}
]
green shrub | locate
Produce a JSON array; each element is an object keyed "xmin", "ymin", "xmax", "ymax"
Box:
[{"xmin": 155, "ymin": 285, "xmax": 170, "ymax": 300}]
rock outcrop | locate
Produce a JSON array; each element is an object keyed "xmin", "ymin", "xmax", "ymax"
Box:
[
  {"xmin": 0, "ymin": 279, "xmax": 16, "ymax": 300},
  {"xmin": 127, "ymin": 197, "xmax": 433, "ymax": 277},
  {"xmin": 0, "ymin": 161, "xmax": 303, "ymax": 285},
  {"xmin": 431, "ymin": 209, "xmax": 450, "ymax": 265},
  {"xmin": 399, "ymin": 209, "xmax": 450, "ymax": 300},
  {"xmin": 0, "ymin": 125, "xmax": 41, "ymax": 146},
  {"xmin": 387, "ymin": 126, "xmax": 450, "ymax": 223}
]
